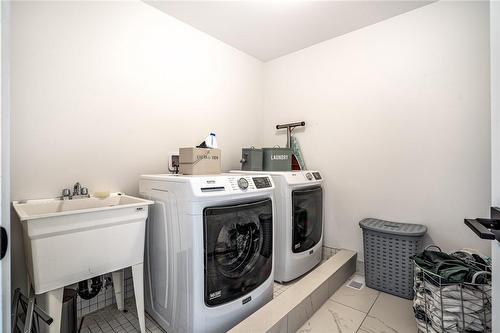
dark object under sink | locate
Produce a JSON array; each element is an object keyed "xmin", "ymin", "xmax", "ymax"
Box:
[{"xmin": 465, "ymin": 207, "xmax": 500, "ymax": 242}]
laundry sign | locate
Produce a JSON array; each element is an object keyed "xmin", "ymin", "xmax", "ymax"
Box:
[
  {"xmin": 263, "ymin": 147, "xmax": 292, "ymax": 171},
  {"xmin": 270, "ymin": 154, "xmax": 289, "ymax": 161}
]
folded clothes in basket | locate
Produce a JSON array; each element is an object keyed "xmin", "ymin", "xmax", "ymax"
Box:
[
  {"xmin": 413, "ymin": 296, "xmax": 489, "ymax": 332},
  {"xmin": 414, "ymin": 279, "xmax": 489, "ymax": 310},
  {"xmin": 411, "ymin": 250, "xmax": 490, "ymax": 285},
  {"xmin": 413, "ymin": 304, "xmax": 490, "ymax": 332}
]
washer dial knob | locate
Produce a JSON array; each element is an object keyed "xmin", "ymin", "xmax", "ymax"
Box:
[
  {"xmin": 237, "ymin": 178, "xmax": 249, "ymax": 190},
  {"xmin": 306, "ymin": 173, "xmax": 313, "ymax": 180}
]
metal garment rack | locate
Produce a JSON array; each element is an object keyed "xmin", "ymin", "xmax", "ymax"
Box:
[
  {"xmin": 276, "ymin": 121, "xmax": 305, "ymax": 148},
  {"xmin": 12, "ymin": 288, "xmax": 53, "ymax": 333}
]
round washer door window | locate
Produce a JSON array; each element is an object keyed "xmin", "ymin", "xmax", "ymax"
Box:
[
  {"xmin": 204, "ymin": 199, "xmax": 273, "ymax": 307},
  {"xmin": 214, "ymin": 221, "xmax": 262, "ymax": 278}
]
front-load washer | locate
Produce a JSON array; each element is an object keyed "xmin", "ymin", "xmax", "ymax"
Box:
[
  {"xmin": 231, "ymin": 170, "xmax": 323, "ymax": 283},
  {"xmin": 139, "ymin": 174, "xmax": 275, "ymax": 333}
]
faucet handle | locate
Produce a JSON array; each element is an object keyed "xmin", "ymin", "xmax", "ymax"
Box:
[
  {"xmin": 81, "ymin": 187, "xmax": 89, "ymax": 196},
  {"xmin": 62, "ymin": 188, "xmax": 71, "ymax": 198}
]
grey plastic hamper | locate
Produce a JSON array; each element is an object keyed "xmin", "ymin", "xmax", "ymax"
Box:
[{"xmin": 359, "ymin": 218, "xmax": 427, "ymax": 299}]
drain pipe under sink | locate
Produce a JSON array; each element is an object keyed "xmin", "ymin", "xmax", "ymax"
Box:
[{"xmin": 77, "ymin": 276, "xmax": 103, "ymax": 300}]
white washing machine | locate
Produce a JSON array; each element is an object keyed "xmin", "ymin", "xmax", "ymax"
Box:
[
  {"xmin": 231, "ymin": 170, "xmax": 323, "ymax": 283},
  {"xmin": 139, "ymin": 174, "xmax": 275, "ymax": 333}
]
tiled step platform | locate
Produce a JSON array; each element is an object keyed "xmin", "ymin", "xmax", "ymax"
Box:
[
  {"xmin": 229, "ymin": 249, "xmax": 357, "ymax": 333},
  {"xmin": 78, "ymin": 248, "xmax": 356, "ymax": 333}
]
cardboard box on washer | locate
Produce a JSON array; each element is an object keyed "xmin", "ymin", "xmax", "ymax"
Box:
[{"xmin": 179, "ymin": 147, "xmax": 221, "ymax": 175}]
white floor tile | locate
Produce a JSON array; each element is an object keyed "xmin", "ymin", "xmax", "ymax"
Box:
[
  {"xmin": 80, "ymin": 297, "xmax": 166, "ymax": 333},
  {"xmin": 330, "ymin": 277, "xmax": 379, "ymax": 313},
  {"xmin": 359, "ymin": 292, "xmax": 417, "ymax": 333},
  {"xmin": 297, "ymin": 299, "xmax": 366, "ymax": 333}
]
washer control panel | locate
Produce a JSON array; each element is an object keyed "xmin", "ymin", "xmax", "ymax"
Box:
[{"xmin": 226, "ymin": 175, "xmax": 273, "ymax": 192}]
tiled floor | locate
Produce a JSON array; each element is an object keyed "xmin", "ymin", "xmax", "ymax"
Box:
[
  {"xmin": 297, "ymin": 275, "xmax": 418, "ymax": 333},
  {"xmin": 79, "ymin": 297, "xmax": 165, "ymax": 333}
]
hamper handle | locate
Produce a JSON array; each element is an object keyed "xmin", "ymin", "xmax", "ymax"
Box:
[
  {"xmin": 471, "ymin": 271, "xmax": 491, "ymax": 284},
  {"xmin": 424, "ymin": 245, "xmax": 442, "ymax": 252}
]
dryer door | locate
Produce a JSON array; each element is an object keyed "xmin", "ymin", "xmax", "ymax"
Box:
[
  {"xmin": 204, "ymin": 198, "xmax": 272, "ymax": 307},
  {"xmin": 292, "ymin": 186, "xmax": 323, "ymax": 253}
]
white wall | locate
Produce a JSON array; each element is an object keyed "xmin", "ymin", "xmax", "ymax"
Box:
[
  {"xmin": 10, "ymin": 1, "xmax": 263, "ymax": 291},
  {"xmin": 262, "ymin": 1, "xmax": 491, "ymax": 258}
]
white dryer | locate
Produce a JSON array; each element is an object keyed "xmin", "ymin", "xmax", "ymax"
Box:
[
  {"xmin": 139, "ymin": 174, "xmax": 275, "ymax": 333},
  {"xmin": 232, "ymin": 171, "xmax": 323, "ymax": 283}
]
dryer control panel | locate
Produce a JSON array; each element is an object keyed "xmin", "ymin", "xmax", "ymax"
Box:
[{"xmin": 279, "ymin": 171, "xmax": 323, "ymax": 185}]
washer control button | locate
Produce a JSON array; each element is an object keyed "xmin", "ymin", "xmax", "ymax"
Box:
[
  {"xmin": 306, "ymin": 173, "xmax": 313, "ymax": 180},
  {"xmin": 237, "ymin": 178, "xmax": 249, "ymax": 190},
  {"xmin": 312, "ymin": 172, "xmax": 322, "ymax": 180}
]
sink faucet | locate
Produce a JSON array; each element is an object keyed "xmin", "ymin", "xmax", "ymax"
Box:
[
  {"xmin": 73, "ymin": 182, "xmax": 82, "ymax": 196},
  {"xmin": 61, "ymin": 182, "xmax": 90, "ymax": 200}
]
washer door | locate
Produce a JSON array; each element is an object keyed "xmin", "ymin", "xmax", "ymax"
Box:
[
  {"xmin": 292, "ymin": 186, "xmax": 323, "ymax": 253},
  {"xmin": 204, "ymin": 198, "xmax": 272, "ymax": 307}
]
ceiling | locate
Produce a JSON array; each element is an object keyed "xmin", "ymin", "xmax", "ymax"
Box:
[{"xmin": 145, "ymin": 1, "xmax": 432, "ymax": 62}]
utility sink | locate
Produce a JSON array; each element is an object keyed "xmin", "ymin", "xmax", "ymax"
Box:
[
  {"xmin": 13, "ymin": 193, "xmax": 153, "ymax": 294},
  {"xmin": 14, "ymin": 193, "xmax": 149, "ymax": 221},
  {"xmin": 13, "ymin": 192, "xmax": 153, "ymax": 333}
]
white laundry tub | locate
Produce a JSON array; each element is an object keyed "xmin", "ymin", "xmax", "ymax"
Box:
[{"xmin": 13, "ymin": 193, "xmax": 153, "ymax": 333}]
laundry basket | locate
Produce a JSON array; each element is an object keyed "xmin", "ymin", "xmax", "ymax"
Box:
[
  {"xmin": 412, "ymin": 246, "xmax": 492, "ymax": 332},
  {"xmin": 359, "ymin": 218, "xmax": 427, "ymax": 299}
]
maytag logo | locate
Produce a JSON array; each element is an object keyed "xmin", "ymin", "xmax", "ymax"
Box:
[
  {"xmin": 209, "ymin": 290, "xmax": 222, "ymax": 300},
  {"xmin": 271, "ymin": 154, "xmax": 288, "ymax": 160},
  {"xmin": 242, "ymin": 296, "xmax": 252, "ymax": 305}
]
